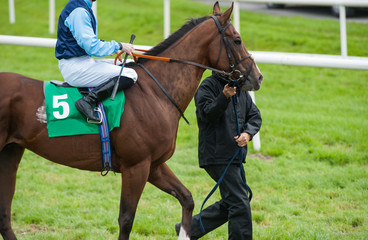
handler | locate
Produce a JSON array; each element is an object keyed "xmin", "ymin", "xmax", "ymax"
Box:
[
  {"xmin": 55, "ymin": 0, "xmax": 137, "ymax": 123},
  {"xmin": 177, "ymin": 72, "xmax": 262, "ymax": 239}
]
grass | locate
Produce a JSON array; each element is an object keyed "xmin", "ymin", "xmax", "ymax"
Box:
[{"xmin": 1, "ymin": 0, "xmax": 368, "ymax": 239}]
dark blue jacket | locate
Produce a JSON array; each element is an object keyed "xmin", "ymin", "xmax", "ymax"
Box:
[{"xmin": 55, "ymin": 0, "xmax": 96, "ymax": 59}]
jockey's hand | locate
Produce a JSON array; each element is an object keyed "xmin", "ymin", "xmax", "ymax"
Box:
[
  {"xmin": 223, "ymin": 84, "xmax": 237, "ymax": 98},
  {"xmin": 115, "ymin": 50, "xmax": 123, "ymax": 62},
  {"xmin": 115, "ymin": 43, "xmax": 134, "ymax": 63},
  {"xmin": 121, "ymin": 43, "xmax": 134, "ymax": 58},
  {"xmin": 234, "ymin": 132, "xmax": 251, "ymax": 148}
]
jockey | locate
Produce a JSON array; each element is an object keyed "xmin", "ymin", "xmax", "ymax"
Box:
[{"xmin": 55, "ymin": 0, "xmax": 137, "ymax": 123}]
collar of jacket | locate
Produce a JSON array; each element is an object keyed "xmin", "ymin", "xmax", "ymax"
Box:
[
  {"xmin": 84, "ymin": 0, "xmax": 92, "ymax": 8},
  {"xmin": 212, "ymin": 71, "xmax": 230, "ymax": 85}
]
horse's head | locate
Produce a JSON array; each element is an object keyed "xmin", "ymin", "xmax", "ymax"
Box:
[{"xmin": 208, "ymin": 2, "xmax": 263, "ymax": 91}]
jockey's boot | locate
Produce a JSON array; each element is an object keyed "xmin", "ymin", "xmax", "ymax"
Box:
[{"xmin": 75, "ymin": 79, "xmax": 116, "ymax": 123}]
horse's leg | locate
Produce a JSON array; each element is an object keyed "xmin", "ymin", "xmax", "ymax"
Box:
[
  {"xmin": 148, "ymin": 163, "xmax": 194, "ymax": 240},
  {"xmin": 0, "ymin": 144, "xmax": 24, "ymax": 240},
  {"xmin": 118, "ymin": 160, "xmax": 151, "ymax": 240}
]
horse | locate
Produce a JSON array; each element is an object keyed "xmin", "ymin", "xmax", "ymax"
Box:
[{"xmin": 0, "ymin": 2, "xmax": 263, "ymax": 240}]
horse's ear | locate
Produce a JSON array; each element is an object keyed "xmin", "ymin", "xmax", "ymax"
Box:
[
  {"xmin": 220, "ymin": 2, "xmax": 233, "ymax": 24},
  {"xmin": 213, "ymin": 1, "xmax": 221, "ymax": 15}
]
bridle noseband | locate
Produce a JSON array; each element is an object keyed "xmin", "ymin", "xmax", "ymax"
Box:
[{"xmin": 211, "ymin": 16, "xmax": 254, "ymax": 84}]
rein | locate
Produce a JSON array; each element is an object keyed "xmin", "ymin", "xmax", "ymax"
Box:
[
  {"xmin": 114, "ymin": 52, "xmax": 192, "ymax": 125},
  {"xmin": 115, "ymin": 49, "xmax": 232, "ymax": 78}
]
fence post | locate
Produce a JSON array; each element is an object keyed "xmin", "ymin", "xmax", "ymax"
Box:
[
  {"xmin": 49, "ymin": 0, "xmax": 55, "ymax": 34},
  {"xmin": 234, "ymin": 0, "xmax": 240, "ymax": 32},
  {"xmin": 248, "ymin": 92, "xmax": 261, "ymax": 151},
  {"xmin": 339, "ymin": 5, "xmax": 347, "ymax": 57},
  {"xmin": 9, "ymin": 0, "xmax": 15, "ymax": 24},
  {"xmin": 164, "ymin": 0, "xmax": 170, "ymax": 39}
]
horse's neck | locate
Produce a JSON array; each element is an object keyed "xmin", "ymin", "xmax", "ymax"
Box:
[{"xmin": 146, "ymin": 23, "xmax": 215, "ymax": 112}]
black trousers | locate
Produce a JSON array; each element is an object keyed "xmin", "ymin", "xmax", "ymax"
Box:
[{"xmin": 191, "ymin": 164, "xmax": 252, "ymax": 240}]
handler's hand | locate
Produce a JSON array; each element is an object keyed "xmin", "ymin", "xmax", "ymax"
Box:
[
  {"xmin": 223, "ymin": 84, "xmax": 237, "ymax": 98},
  {"xmin": 234, "ymin": 132, "xmax": 251, "ymax": 147}
]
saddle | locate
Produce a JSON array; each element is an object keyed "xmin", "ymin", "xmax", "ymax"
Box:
[
  {"xmin": 50, "ymin": 80, "xmax": 72, "ymax": 88},
  {"xmin": 51, "ymin": 80, "xmax": 89, "ymax": 96}
]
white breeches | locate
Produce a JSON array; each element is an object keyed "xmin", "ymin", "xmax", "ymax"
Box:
[{"xmin": 58, "ymin": 56, "xmax": 137, "ymax": 87}]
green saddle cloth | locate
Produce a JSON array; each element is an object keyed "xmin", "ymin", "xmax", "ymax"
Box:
[{"xmin": 44, "ymin": 82, "xmax": 125, "ymax": 137}]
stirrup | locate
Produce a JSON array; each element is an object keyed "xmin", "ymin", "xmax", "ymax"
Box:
[{"xmin": 87, "ymin": 107, "xmax": 103, "ymax": 125}]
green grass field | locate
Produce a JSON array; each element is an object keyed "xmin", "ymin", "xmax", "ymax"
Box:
[{"xmin": 1, "ymin": 0, "xmax": 367, "ymax": 239}]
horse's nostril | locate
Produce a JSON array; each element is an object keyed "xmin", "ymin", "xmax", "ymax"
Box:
[{"xmin": 258, "ymin": 75, "xmax": 263, "ymax": 84}]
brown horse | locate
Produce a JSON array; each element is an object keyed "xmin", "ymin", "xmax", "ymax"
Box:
[{"xmin": 0, "ymin": 2, "xmax": 263, "ymax": 240}]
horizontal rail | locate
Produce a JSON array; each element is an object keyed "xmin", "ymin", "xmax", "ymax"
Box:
[
  {"xmin": 232, "ymin": 0, "xmax": 368, "ymax": 7},
  {"xmin": 0, "ymin": 35, "xmax": 151, "ymax": 51},
  {"xmin": 0, "ymin": 35, "xmax": 57, "ymax": 48},
  {"xmin": 0, "ymin": 35, "xmax": 367, "ymax": 70},
  {"xmin": 253, "ymin": 51, "xmax": 368, "ymax": 70}
]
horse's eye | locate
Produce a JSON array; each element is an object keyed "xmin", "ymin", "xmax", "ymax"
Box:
[{"xmin": 234, "ymin": 38, "xmax": 241, "ymax": 45}]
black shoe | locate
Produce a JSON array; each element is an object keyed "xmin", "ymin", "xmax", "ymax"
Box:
[
  {"xmin": 75, "ymin": 76, "xmax": 135, "ymax": 124},
  {"xmin": 175, "ymin": 222, "xmax": 181, "ymax": 236},
  {"xmin": 75, "ymin": 79, "xmax": 117, "ymax": 123},
  {"xmin": 75, "ymin": 96, "xmax": 99, "ymax": 122}
]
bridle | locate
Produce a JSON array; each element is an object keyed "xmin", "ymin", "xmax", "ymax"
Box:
[{"xmin": 211, "ymin": 15, "xmax": 254, "ymax": 84}]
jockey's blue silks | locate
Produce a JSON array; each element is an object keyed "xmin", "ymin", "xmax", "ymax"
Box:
[{"xmin": 56, "ymin": 0, "xmax": 97, "ymax": 60}]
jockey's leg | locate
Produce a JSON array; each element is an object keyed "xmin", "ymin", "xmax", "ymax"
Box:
[
  {"xmin": 60, "ymin": 56, "xmax": 137, "ymax": 122},
  {"xmin": 75, "ymin": 75, "xmax": 135, "ymax": 122}
]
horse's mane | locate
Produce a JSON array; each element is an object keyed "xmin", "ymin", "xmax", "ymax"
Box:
[{"xmin": 137, "ymin": 15, "xmax": 211, "ymax": 64}]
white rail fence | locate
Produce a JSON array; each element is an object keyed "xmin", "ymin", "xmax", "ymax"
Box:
[
  {"xmin": 232, "ymin": 0, "xmax": 368, "ymax": 57},
  {"xmin": 1, "ymin": 35, "xmax": 367, "ymax": 70},
  {"xmin": 3, "ymin": 0, "xmax": 368, "ymax": 150}
]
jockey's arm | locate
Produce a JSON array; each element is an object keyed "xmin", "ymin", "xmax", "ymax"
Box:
[{"xmin": 65, "ymin": 8, "xmax": 120, "ymax": 57}]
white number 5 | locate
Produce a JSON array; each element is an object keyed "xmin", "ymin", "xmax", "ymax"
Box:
[{"xmin": 53, "ymin": 94, "xmax": 70, "ymax": 119}]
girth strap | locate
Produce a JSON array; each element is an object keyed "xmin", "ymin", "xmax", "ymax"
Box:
[{"xmin": 88, "ymin": 87, "xmax": 113, "ymax": 176}]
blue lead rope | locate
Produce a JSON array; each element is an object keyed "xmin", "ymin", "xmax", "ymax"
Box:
[{"xmin": 199, "ymin": 82, "xmax": 252, "ymax": 233}]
